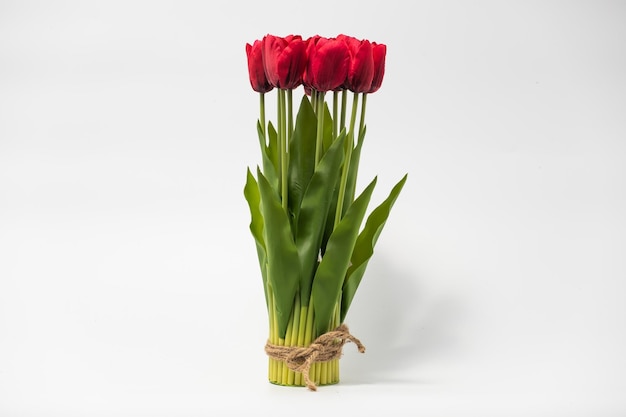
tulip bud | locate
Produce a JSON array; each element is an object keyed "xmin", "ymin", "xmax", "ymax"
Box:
[
  {"xmin": 367, "ymin": 42, "xmax": 386, "ymax": 93},
  {"xmin": 246, "ymin": 40, "xmax": 273, "ymax": 93}
]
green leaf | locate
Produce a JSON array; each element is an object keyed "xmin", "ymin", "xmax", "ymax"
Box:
[
  {"xmin": 312, "ymin": 177, "xmax": 377, "ymax": 336},
  {"xmin": 320, "ymin": 126, "xmax": 351, "ymax": 255},
  {"xmin": 244, "ymin": 169, "xmax": 265, "ymax": 252},
  {"xmin": 320, "ymin": 181, "xmax": 340, "ymax": 258},
  {"xmin": 259, "ymin": 122, "xmax": 279, "ymax": 193},
  {"xmin": 243, "ymin": 168, "xmax": 268, "ymax": 308},
  {"xmin": 295, "ymin": 130, "xmax": 346, "ymax": 305},
  {"xmin": 321, "ymin": 102, "xmax": 333, "ymax": 154},
  {"xmin": 256, "ymin": 120, "xmax": 265, "ymax": 150},
  {"xmin": 288, "ymin": 96, "xmax": 317, "ymax": 222},
  {"xmin": 257, "ymin": 168, "xmax": 301, "ymax": 339},
  {"xmin": 341, "ymin": 174, "xmax": 408, "ymax": 322},
  {"xmin": 343, "ymin": 126, "xmax": 366, "ymax": 212},
  {"xmin": 267, "ymin": 121, "xmax": 279, "ymax": 175}
]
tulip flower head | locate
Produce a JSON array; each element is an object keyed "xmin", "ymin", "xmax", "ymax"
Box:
[
  {"xmin": 262, "ymin": 34, "xmax": 307, "ymax": 90},
  {"xmin": 304, "ymin": 36, "xmax": 350, "ymax": 93},
  {"xmin": 338, "ymin": 35, "xmax": 375, "ymax": 93},
  {"xmin": 245, "ymin": 40, "xmax": 273, "ymax": 93},
  {"xmin": 367, "ymin": 42, "xmax": 386, "ymax": 93}
]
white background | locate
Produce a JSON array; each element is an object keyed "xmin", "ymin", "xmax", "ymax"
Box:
[{"xmin": 1, "ymin": 1, "xmax": 625, "ymax": 416}]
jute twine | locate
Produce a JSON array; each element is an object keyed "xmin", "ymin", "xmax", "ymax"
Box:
[{"xmin": 264, "ymin": 324, "xmax": 365, "ymax": 391}]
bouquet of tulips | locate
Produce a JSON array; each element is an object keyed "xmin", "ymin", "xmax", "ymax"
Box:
[{"xmin": 244, "ymin": 34, "xmax": 407, "ymax": 389}]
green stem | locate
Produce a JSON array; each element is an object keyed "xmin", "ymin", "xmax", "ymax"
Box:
[
  {"xmin": 304, "ymin": 294, "xmax": 317, "ymax": 385},
  {"xmin": 321, "ymin": 302, "xmax": 340, "ymax": 386},
  {"xmin": 334, "ymin": 92, "xmax": 359, "ymax": 227},
  {"xmin": 340, "ymin": 89, "xmax": 347, "ymax": 133},
  {"xmin": 277, "ymin": 89, "xmax": 283, "ymax": 187},
  {"xmin": 332, "ymin": 301, "xmax": 341, "ymax": 382},
  {"xmin": 268, "ymin": 287, "xmax": 280, "ymax": 381},
  {"xmin": 332, "ymin": 90, "xmax": 339, "ymax": 141},
  {"xmin": 278, "ymin": 89, "xmax": 288, "ymax": 212},
  {"xmin": 295, "ymin": 303, "xmax": 308, "ymax": 386},
  {"xmin": 304, "ymin": 293, "xmax": 315, "ymax": 344},
  {"xmin": 287, "ymin": 89, "xmax": 293, "ymax": 144},
  {"xmin": 281, "ymin": 301, "xmax": 296, "ymax": 383},
  {"xmin": 311, "ymin": 89, "xmax": 317, "ymax": 113},
  {"xmin": 314, "ymin": 90, "xmax": 326, "ymax": 165},
  {"xmin": 358, "ymin": 93, "xmax": 367, "ymax": 143},
  {"xmin": 349, "ymin": 93, "xmax": 367, "ymax": 203},
  {"xmin": 260, "ymin": 92, "xmax": 266, "ymax": 144}
]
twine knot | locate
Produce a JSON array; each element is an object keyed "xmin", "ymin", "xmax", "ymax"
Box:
[{"xmin": 264, "ymin": 324, "xmax": 365, "ymax": 391}]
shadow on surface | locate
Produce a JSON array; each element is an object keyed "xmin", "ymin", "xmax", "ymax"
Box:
[{"xmin": 340, "ymin": 254, "xmax": 466, "ymax": 385}]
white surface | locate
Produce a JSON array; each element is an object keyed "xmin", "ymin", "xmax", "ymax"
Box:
[{"xmin": 1, "ymin": 1, "xmax": 625, "ymax": 416}]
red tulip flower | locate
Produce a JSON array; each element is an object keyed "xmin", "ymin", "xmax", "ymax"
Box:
[
  {"xmin": 302, "ymin": 35, "xmax": 320, "ymax": 91},
  {"xmin": 262, "ymin": 34, "xmax": 307, "ymax": 90},
  {"xmin": 367, "ymin": 42, "xmax": 386, "ymax": 93},
  {"xmin": 246, "ymin": 40, "xmax": 273, "ymax": 93},
  {"xmin": 304, "ymin": 36, "xmax": 350, "ymax": 92},
  {"xmin": 339, "ymin": 35, "xmax": 374, "ymax": 93}
]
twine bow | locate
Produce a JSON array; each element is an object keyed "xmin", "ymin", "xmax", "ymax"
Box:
[{"xmin": 264, "ymin": 324, "xmax": 365, "ymax": 391}]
